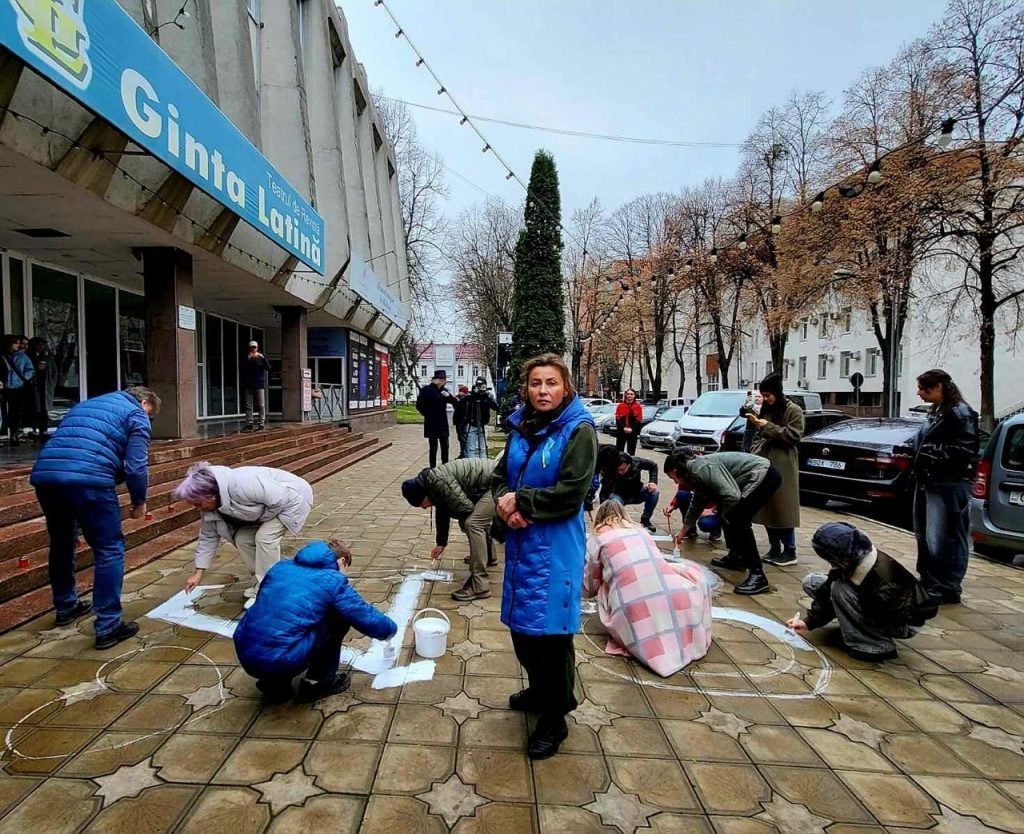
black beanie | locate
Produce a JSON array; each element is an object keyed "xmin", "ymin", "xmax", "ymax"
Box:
[
  {"xmin": 758, "ymin": 372, "xmax": 785, "ymax": 399},
  {"xmin": 401, "ymin": 474, "xmax": 428, "ymax": 507},
  {"xmin": 811, "ymin": 522, "xmax": 873, "ymax": 569}
]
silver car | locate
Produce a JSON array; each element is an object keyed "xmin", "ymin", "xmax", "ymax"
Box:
[
  {"xmin": 970, "ymin": 413, "xmax": 1024, "ymax": 559},
  {"xmin": 639, "ymin": 405, "xmax": 689, "ymax": 450}
]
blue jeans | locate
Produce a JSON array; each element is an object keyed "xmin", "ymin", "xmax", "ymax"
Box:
[
  {"xmin": 766, "ymin": 527, "xmax": 796, "ymax": 549},
  {"xmin": 36, "ymin": 485, "xmax": 126, "ymax": 637},
  {"xmin": 465, "ymin": 426, "xmax": 487, "ymax": 458},
  {"xmin": 611, "ymin": 487, "xmax": 660, "ymax": 522},
  {"xmin": 914, "ymin": 481, "xmax": 971, "ymax": 601}
]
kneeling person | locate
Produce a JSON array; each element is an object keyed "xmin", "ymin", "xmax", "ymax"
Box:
[
  {"xmin": 234, "ymin": 540, "xmax": 397, "ymax": 703},
  {"xmin": 787, "ymin": 522, "xmax": 937, "ymax": 662},
  {"xmin": 402, "ymin": 458, "xmax": 497, "ymax": 602}
]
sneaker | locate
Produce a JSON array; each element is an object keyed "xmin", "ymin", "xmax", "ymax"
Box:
[
  {"xmin": 451, "ymin": 586, "xmax": 490, "ymax": 602},
  {"xmin": 241, "ymin": 424, "xmax": 255, "ymax": 433},
  {"xmin": 763, "ymin": 548, "xmax": 798, "ymax": 567},
  {"xmin": 95, "ymin": 620, "xmax": 140, "ymax": 650},
  {"xmin": 684, "ymin": 529, "xmax": 698, "ymax": 540},
  {"xmin": 708, "ymin": 532, "xmax": 722, "ymax": 543},
  {"xmin": 640, "ymin": 518, "xmax": 657, "ymax": 534},
  {"xmin": 710, "ymin": 553, "xmax": 746, "ymax": 571},
  {"xmin": 487, "ymin": 558, "xmax": 499, "ymax": 567},
  {"xmin": 256, "ymin": 679, "xmax": 295, "ymax": 704},
  {"xmin": 846, "ymin": 646, "xmax": 898, "ymax": 663},
  {"xmin": 734, "ymin": 572, "xmax": 770, "ymax": 596},
  {"xmin": 295, "ymin": 672, "xmax": 351, "ymax": 703},
  {"xmin": 528, "ymin": 714, "xmax": 569, "ymax": 760},
  {"xmin": 55, "ymin": 600, "xmax": 93, "ymax": 627}
]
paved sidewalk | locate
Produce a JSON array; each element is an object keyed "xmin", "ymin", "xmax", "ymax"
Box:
[{"xmin": 0, "ymin": 424, "xmax": 1021, "ymax": 832}]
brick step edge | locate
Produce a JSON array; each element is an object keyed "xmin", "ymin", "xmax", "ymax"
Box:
[
  {"xmin": 0, "ymin": 429, "xmax": 365, "ymax": 528},
  {"xmin": 0, "ymin": 440, "xmax": 390, "ymax": 633},
  {"xmin": 0, "ymin": 425, "xmax": 352, "ymax": 501}
]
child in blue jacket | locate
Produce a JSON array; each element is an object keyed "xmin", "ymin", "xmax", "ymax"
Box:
[{"xmin": 233, "ymin": 539, "xmax": 398, "ymax": 703}]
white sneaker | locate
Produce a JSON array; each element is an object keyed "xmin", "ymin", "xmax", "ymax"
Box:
[
  {"xmin": 243, "ymin": 586, "xmax": 258, "ymax": 599},
  {"xmin": 244, "ymin": 597, "xmax": 256, "ymax": 610}
]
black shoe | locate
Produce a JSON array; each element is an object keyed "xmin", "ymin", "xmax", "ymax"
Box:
[
  {"xmin": 295, "ymin": 673, "xmax": 351, "ymax": 703},
  {"xmin": 710, "ymin": 552, "xmax": 746, "ymax": 571},
  {"xmin": 708, "ymin": 532, "xmax": 722, "ymax": 543},
  {"xmin": 487, "ymin": 559, "xmax": 499, "ymax": 568},
  {"xmin": 528, "ymin": 714, "xmax": 569, "ymax": 760},
  {"xmin": 55, "ymin": 600, "xmax": 93, "ymax": 626},
  {"xmin": 763, "ymin": 547, "xmax": 798, "ymax": 567},
  {"xmin": 761, "ymin": 545, "xmax": 782, "ymax": 562},
  {"xmin": 640, "ymin": 518, "xmax": 657, "ymax": 534},
  {"xmin": 241, "ymin": 424, "xmax": 255, "ymax": 432},
  {"xmin": 684, "ymin": 529, "xmax": 698, "ymax": 540},
  {"xmin": 734, "ymin": 571, "xmax": 770, "ymax": 596},
  {"xmin": 509, "ymin": 688, "xmax": 541, "ymax": 712},
  {"xmin": 257, "ymin": 679, "xmax": 295, "ymax": 704},
  {"xmin": 95, "ymin": 621, "xmax": 139, "ymax": 650},
  {"xmin": 847, "ymin": 646, "xmax": 898, "ymax": 663}
]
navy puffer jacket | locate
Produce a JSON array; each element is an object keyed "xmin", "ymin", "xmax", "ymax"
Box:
[
  {"xmin": 30, "ymin": 391, "xmax": 151, "ymax": 505},
  {"xmin": 234, "ymin": 541, "xmax": 398, "ymax": 677}
]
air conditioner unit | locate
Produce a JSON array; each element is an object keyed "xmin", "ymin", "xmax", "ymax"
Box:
[
  {"xmin": 852, "ymin": 350, "xmax": 862, "ymax": 361},
  {"xmin": 810, "ymin": 316, "xmax": 819, "ymax": 324},
  {"xmin": 827, "ymin": 354, "xmax": 836, "ymax": 363},
  {"xmin": 784, "ymin": 358, "xmax": 794, "ymax": 366},
  {"xmin": 797, "ymin": 378, "xmax": 809, "ymax": 388}
]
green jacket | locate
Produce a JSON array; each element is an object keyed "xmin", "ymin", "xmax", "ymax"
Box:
[
  {"xmin": 682, "ymin": 452, "xmax": 770, "ymax": 529},
  {"xmin": 420, "ymin": 458, "xmax": 496, "ymax": 546}
]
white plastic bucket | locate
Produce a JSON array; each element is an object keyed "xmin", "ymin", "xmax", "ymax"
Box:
[{"xmin": 413, "ymin": 608, "xmax": 451, "ymax": 659}]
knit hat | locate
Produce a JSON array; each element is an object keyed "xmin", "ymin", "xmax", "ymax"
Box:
[
  {"xmin": 811, "ymin": 522, "xmax": 873, "ymax": 569},
  {"xmin": 758, "ymin": 372, "xmax": 784, "ymax": 399},
  {"xmin": 401, "ymin": 474, "xmax": 428, "ymax": 507},
  {"xmin": 458, "ymin": 384, "xmax": 469, "ymax": 394}
]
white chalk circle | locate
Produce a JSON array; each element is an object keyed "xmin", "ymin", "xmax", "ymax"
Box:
[
  {"xmin": 579, "ymin": 606, "xmax": 833, "ymax": 700},
  {"xmin": 3, "ymin": 644, "xmax": 227, "ymax": 762}
]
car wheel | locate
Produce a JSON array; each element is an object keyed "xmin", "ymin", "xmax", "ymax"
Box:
[{"xmin": 800, "ymin": 492, "xmax": 829, "ymax": 509}]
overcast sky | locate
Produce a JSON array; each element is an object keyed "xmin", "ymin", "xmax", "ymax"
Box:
[{"xmin": 339, "ymin": 0, "xmax": 949, "ymax": 337}]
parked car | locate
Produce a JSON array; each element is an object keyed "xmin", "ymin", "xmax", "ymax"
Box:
[
  {"xmin": 798, "ymin": 418, "xmax": 922, "ymax": 519},
  {"xmin": 588, "ymin": 402, "xmax": 616, "ymax": 424},
  {"xmin": 603, "ymin": 404, "xmax": 660, "ymax": 437},
  {"xmin": 657, "ymin": 397, "xmax": 694, "ymax": 410},
  {"xmin": 639, "ymin": 405, "xmax": 690, "ymax": 450},
  {"xmin": 582, "ymin": 398, "xmax": 613, "ymax": 411},
  {"xmin": 970, "ymin": 413, "xmax": 1024, "ymax": 561},
  {"xmin": 671, "ymin": 389, "xmax": 824, "ymax": 455},
  {"xmin": 719, "ymin": 409, "xmax": 852, "ymax": 452}
]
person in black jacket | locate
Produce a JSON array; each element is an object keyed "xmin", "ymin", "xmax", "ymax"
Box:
[
  {"xmin": 242, "ymin": 341, "xmax": 272, "ymax": 431},
  {"xmin": 453, "ymin": 385, "xmax": 470, "ymax": 458},
  {"xmin": 787, "ymin": 522, "xmax": 937, "ymax": 662},
  {"xmin": 464, "ymin": 377, "xmax": 500, "ymax": 459},
  {"xmin": 911, "ymin": 369, "xmax": 979, "ymax": 605},
  {"xmin": 26, "ymin": 337, "xmax": 50, "ymax": 442},
  {"xmin": 416, "ymin": 369, "xmax": 456, "ymax": 468},
  {"xmin": 601, "ymin": 450, "xmax": 660, "ymax": 533}
]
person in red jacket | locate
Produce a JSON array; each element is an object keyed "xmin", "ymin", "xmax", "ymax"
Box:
[{"xmin": 614, "ymin": 389, "xmax": 644, "ymax": 455}]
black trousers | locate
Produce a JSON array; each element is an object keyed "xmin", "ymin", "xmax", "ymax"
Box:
[
  {"xmin": 511, "ymin": 630, "xmax": 578, "ymax": 717},
  {"xmin": 0, "ymin": 388, "xmax": 27, "ymax": 439},
  {"xmin": 616, "ymin": 432, "xmax": 638, "ymax": 456},
  {"xmin": 427, "ymin": 433, "xmax": 449, "ymax": 468},
  {"xmin": 721, "ymin": 465, "xmax": 781, "ymax": 573}
]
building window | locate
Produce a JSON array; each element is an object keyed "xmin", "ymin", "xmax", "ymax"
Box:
[
  {"xmin": 839, "ymin": 351, "xmax": 852, "ymax": 377},
  {"xmin": 328, "ymin": 18, "xmax": 346, "ymax": 67},
  {"xmin": 419, "ymin": 365, "xmax": 428, "ymax": 378},
  {"xmin": 472, "ymin": 365, "xmax": 479, "ymax": 380},
  {"xmin": 798, "ymin": 356, "xmax": 807, "ymax": 383},
  {"xmin": 818, "ymin": 316, "xmax": 829, "ymax": 339},
  {"xmin": 865, "ymin": 347, "xmax": 880, "ymax": 377},
  {"xmin": 840, "ymin": 307, "xmax": 852, "ymax": 333},
  {"xmin": 784, "ymin": 359, "xmax": 791, "ymax": 380},
  {"xmin": 765, "ymin": 360, "xmax": 773, "ymax": 375},
  {"xmin": 800, "ymin": 319, "xmax": 809, "ymax": 341},
  {"xmin": 457, "ymin": 364, "xmax": 465, "ymax": 378},
  {"xmin": 817, "ymin": 355, "xmax": 828, "ymax": 380}
]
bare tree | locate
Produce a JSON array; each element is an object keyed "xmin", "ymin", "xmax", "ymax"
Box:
[{"xmin": 564, "ymin": 198, "xmax": 614, "ymax": 390}]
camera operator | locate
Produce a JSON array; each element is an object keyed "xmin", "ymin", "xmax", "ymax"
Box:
[{"xmin": 465, "ymin": 377, "xmax": 499, "ymax": 459}]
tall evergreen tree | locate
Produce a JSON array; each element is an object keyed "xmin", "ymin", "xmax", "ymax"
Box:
[{"xmin": 509, "ymin": 151, "xmax": 566, "ymax": 393}]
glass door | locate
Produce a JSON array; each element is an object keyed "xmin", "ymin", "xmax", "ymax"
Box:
[{"xmin": 31, "ymin": 264, "xmax": 80, "ymax": 421}]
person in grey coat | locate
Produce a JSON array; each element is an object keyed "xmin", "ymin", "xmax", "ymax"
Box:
[
  {"xmin": 747, "ymin": 373, "xmax": 804, "ymax": 567},
  {"xmin": 174, "ymin": 462, "xmax": 314, "ymax": 598},
  {"xmin": 664, "ymin": 450, "xmax": 780, "ymax": 595}
]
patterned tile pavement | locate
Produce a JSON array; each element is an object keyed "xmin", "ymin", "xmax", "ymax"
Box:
[{"xmin": 0, "ymin": 424, "xmax": 1021, "ymax": 832}]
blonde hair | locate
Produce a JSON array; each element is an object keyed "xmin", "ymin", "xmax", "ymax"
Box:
[
  {"xmin": 594, "ymin": 500, "xmax": 631, "ymax": 529},
  {"xmin": 519, "ymin": 353, "xmax": 577, "ymax": 399}
]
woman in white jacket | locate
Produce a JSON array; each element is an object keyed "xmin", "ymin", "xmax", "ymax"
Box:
[{"xmin": 174, "ymin": 461, "xmax": 314, "ymax": 595}]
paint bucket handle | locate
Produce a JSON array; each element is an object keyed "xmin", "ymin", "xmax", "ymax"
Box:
[{"xmin": 412, "ymin": 608, "xmax": 451, "ymax": 629}]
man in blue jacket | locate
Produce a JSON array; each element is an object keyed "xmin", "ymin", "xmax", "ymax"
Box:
[
  {"xmin": 234, "ymin": 539, "xmax": 398, "ymax": 703},
  {"xmin": 31, "ymin": 387, "xmax": 161, "ymax": 649}
]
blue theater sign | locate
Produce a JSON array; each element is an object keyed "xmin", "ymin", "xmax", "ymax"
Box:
[{"xmin": 1, "ymin": 0, "xmax": 325, "ymax": 274}]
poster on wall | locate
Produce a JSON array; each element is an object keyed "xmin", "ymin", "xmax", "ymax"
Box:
[
  {"xmin": 348, "ymin": 332, "xmax": 365, "ymax": 411},
  {"xmin": 380, "ymin": 351, "xmax": 389, "ymax": 407}
]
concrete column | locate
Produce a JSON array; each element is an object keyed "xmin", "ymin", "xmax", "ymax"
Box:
[
  {"xmin": 143, "ymin": 248, "xmax": 198, "ymax": 439},
  {"xmin": 278, "ymin": 306, "xmax": 308, "ymax": 422}
]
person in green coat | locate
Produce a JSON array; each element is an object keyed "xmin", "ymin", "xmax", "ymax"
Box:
[
  {"xmin": 746, "ymin": 373, "xmax": 804, "ymax": 567},
  {"xmin": 664, "ymin": 450, "xmax": 781, "ymax": 595},
  {"xmin": 402, "ymin": 457, "xmax": 497, "ymax": 601}
]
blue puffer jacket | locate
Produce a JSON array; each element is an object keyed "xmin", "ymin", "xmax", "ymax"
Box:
[
  {"xmin": 501, "ymin": 395, "xmax": 595, "ymax": 636},
  {"xmin": 2, "ymin": 350, "xmax": 34, "ymax": 390},
  {"xmin": 30, "ymin": 391, "xmax": 151, "ymax": 505},
  {"xmin": 234, "ymin": 541, "xmax": 398, "ymax": 677}
]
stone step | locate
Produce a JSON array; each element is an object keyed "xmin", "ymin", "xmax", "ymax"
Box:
[{"xmin": 0, "ymin": 437, "xmax": 390, "ymax": 630}]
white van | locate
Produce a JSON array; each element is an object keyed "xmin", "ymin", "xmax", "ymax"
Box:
[{"xmin": 670, "ymin": 389, "xmax": 823, "ymax": 454}]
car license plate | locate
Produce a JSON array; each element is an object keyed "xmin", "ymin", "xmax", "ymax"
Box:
[
  {"xmin": 808, "ymin": 458, "xmax": 846, "ymax": 471},
  {"xmin": 1010, "ymin": 491, "xmax": 1024, "ymax": 506}
]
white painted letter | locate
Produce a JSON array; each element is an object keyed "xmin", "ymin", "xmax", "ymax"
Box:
[
  {"xmin": 257, "ymin": 185, "xmax": 269, "ymax": 225},
  {"xmin": 120, "ymin": 68, "xmax": 161, "ymax": 139},
  {"xmin": 184, "ymin": 133, "xmax": 209, "ymax": 179},
  {"xmin": 210, "ymin": 150, "xmax": 225, "ymax": 190},
  {"xmin": 228, "ymin": 172, "xmax": 246, "ymax": 209}
]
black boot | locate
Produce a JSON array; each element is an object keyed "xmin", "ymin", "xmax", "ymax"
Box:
[
  {"xmin": 296, "ymin": 672, "xmax": 351, "ymax": 703},
  {"xmin": 95, "ymin": 620, "xmax": 139, "ymax": 650},
  {"xmin": 640, "ymin": 516, "xmax": 657, "ymax": 533},
  {"xmin": 734, "ymin": 571, "xmax": 770, "ymax": 596},
  {"xmin": 710, "ymin": 552, "xmax": 746, "ymax": 571},
  {"xmin": 528, "ymin": 714, "xmax": 569, "ymax": 760},
  {"xmin": 764, "ymin": 547, "xmax": 798, "ymax": 567},
  {"xmin": 509, "ymin": 688, "xmax": 541, "ymax": 712}
]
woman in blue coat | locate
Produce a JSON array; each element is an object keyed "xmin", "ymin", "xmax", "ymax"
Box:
[{"xmin": 492, "ymin": 354, "xmax": 597, "ymax": 759}]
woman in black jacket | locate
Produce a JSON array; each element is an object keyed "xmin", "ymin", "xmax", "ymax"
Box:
[
  {"xmin": 912, "ymin": 369, "xmax": 979, "ymax": 605},
  {"xmin": 26, "ymin": 337, "xmax": 50, "ymax": 441}
]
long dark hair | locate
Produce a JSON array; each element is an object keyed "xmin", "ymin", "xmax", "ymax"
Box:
[
  {"xmin": 916, "ymin": 368, "xmax": 965, "ymax": 412},
  {"xmin": 758, "ymin": 372, "xmax": 787, "ymax": 422}
]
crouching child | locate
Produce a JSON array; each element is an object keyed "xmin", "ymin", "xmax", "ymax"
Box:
[
  {"xmin": 234, "ymin": 539, "xmax": 398, "ymax": 703},
  {"xmin": 787, "ymin": 522, "xmax": 937, "ymax": 662}
]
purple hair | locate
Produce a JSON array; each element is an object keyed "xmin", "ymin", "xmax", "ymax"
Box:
[{"xmin": 173, "ymin": 461, "xmax": 219, "ymax": 504}]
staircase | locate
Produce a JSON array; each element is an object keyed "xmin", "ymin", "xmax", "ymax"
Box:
[{"xmin": 0, "ymin": 423, "xmax": 391, "ymax": 633}]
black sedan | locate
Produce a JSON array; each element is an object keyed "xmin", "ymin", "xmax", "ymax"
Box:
[
  {"xmin": 720, "ymin": 409, "xmax": 852, "ymax": 452},
  {"xmin": 602, "ymin": 404, "xmax": 660, "ymax": 437},
  {"xmin": 798, "ymin": 418, "xmax": 921, "ymax": 520}
]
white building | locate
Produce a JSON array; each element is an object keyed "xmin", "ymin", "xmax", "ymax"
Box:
[{"xmin": 401, "ymin": 343, "xmax": 493, "ymax": 401}]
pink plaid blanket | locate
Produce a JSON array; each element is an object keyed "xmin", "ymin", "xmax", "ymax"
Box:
[{"xmin": 584, "ymin": 526, "xmax": 713, "ymax": 676}]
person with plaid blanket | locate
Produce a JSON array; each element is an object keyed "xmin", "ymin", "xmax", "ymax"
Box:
[{"xmin": 583, "ymin": 501, "xmax": 713, "ymax": 676}]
